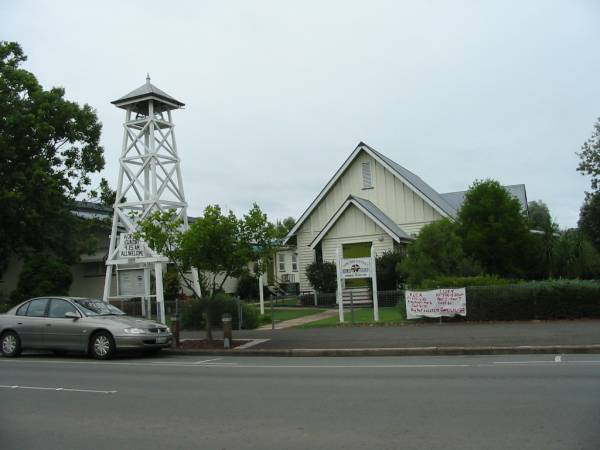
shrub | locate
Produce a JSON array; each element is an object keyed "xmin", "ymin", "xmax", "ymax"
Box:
[
  {"xmin": 180, "ymin": 299, "xmax": 204, "ymax": 330},
  {"xmin": 179, "ymin": 293, "xmax": 260, "ymax": 330},
  {"xmin": 0, "ymin": 303, "xmax": 11, "ymax": 314},
  {"xmin": 465, "ymin": 280, "xmax": 600, "ymax": 321},
  {"xmin": 306, "ymin": 261, "xmax": 338, "ymax": 293},
  {"xmin": 376, "ymin": 250, "xmax": 405, "ymax": 290},
  {"xmin": 399, "ymin": 219, "xmax": 481, "ymax": 286},
  {"xmin": 236, "ymin": 270, "xmax": 259, "ymax": 299},
  {"xmin": 10, "ymin": 254, "xmax": 72, "ymax": 304}
]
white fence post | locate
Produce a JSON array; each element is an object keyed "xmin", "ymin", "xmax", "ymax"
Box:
[
  {"xmin": 336, "ymin": 248, "xmax": 344, "ymax": 323},
  {"xmin": 371, "ymin": 246, "xmax": 379, "ymax": 322},
  {"xmin": 259, "ymin": 273, "xmax": 265, "ymax": 315},
  {"xmin": 155, "ymin": 262, "xmax": 165, "ymax": 324}
]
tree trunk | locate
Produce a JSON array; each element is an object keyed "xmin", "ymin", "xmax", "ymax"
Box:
[{"xmin": 205, "ymin": 307, "xmax": 213, "ymax": 341}]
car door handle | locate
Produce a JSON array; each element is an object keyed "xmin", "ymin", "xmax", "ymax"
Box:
[
  {"xmin": 17, "ymin": 322, "xmax": 23, "ymax": 325},
  {"xmin": 46, "ymin": 323, "xmax": 52, "ymax": 327}
]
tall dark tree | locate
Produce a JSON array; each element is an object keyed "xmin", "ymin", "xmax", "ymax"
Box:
[
  {"xmin": 457, "ymin": 179, "xmax": 532, "ymax": 277},
  {"xmin": 274, "ymin": 217, "xmax": 295, "ymax": 240},
  {"xmin": 579, "ymin": 192, "xmax": 600, "ymax": 252},
  {"xmin": 89, "ymin": 178, "xmax": 117, "ymax": 207},
  {"xmin": 528, "ymin": 200, "xmax": 559, "ymax": 278},
  {"xmin": 0, "ymin": 41, "xmax": 105, "ymax": 273}
]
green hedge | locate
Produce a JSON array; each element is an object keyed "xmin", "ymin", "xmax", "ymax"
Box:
[
  {"xmin": 418, "ymin": 275, "xmax": 520, "ymax": 290},
  {"xmin": 465, "ymin": 280, "xmax": 600, "ymax": 321},
  {"xmin": 0, "ymin": 303, "xmax": 11, "ymax": 314}
]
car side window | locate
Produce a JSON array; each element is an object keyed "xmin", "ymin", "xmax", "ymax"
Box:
[
  {"xmin": 26, "ymin": 298, "xmax": 49, "ymax": 317},
  {"xmin": 16, "ymin": 302, "xmax": 30, "ymax": 316},
  {"xmin": 48, "ymin": 299, "xmax": 78, "ymax": 318}
]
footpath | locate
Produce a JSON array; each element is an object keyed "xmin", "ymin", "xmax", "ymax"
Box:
[
  {"xmin": 173, "ymin": 319, "xmax": 600, "ymax": 356},
  {"xmin": 257, "ymin": 309, "xmax": 338, "ymax": 330}
]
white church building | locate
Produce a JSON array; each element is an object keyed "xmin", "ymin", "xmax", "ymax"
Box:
[{"xmin": 281, "ymin": 142, "xmax": 528, "ymax": 293}]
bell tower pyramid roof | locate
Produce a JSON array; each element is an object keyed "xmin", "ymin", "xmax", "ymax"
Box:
[{"xmin": 111, "ymin": 74, "xmax": 184, "ymax": 113}]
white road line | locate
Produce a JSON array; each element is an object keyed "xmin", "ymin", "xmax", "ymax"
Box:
[
  {"xmin": 2, "ymin": 358, "xmax": 600, "ymax": 369},
  {"xmin": 0, "ymin": 385, "xmax": 116, "ymax": 394},
  {"xmin": 555, "ymin": 355, "xmax": 562, "ymax": 363},
  {"xmin": 193, "ymin": 358, "xmax": 222, "ymax": 364},
  {"xmin": 236, "ymin": 339, "xmax": 270, "ymax": 349},
  {"xmin": 493, "ymin": 361, "xmax": 557, "ymax": 365}
]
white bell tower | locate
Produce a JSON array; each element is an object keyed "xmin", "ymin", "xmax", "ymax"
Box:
[{"xmin": 102, "ymin": 75, "xmax": 200, "ymax": 323}]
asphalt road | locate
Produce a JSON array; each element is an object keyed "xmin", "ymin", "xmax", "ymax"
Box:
[{"xmin": 1, "ymin": 353, "xmax": 600, "ymax": 450}]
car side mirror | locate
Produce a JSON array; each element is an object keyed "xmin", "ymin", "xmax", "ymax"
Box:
[{"xmin": 65, "ymin": 311, "xmax": 79, "ymax": 320}]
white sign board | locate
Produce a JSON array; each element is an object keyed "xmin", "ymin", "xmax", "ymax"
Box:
[
  {"xmin": 119, "ymin": 233, "xmax": 145, "ymax": 259},
  {"xmin": 117, "ymin": 268, "xmax": 146, "ymax": 297},
  {"xmin": 405, "ymin": 288, "xmax": 467, "ymax": 319},
  {"xmin": 341, "ymin": 257, "xmax": 371, "ymax": 279}
]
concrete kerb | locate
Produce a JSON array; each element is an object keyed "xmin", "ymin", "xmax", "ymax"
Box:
[{"xmin": 164, "ymin": 344, "xmax": 600, "ymax": 357}]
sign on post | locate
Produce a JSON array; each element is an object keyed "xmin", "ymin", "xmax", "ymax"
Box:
[
  {"xmin": 336, "ymin": 248, "xmax": 379, "ymax": 322},
  {"xmin": 118, "ymin": 233, "xmax": 145, "ymax": 259},
  {"xmin": 341, "ymin": 258, "xmax": 371, "ymax": 279},
  {"xmin": 405, "ymin": 288, "xmax": 467, "ymax": 319}
]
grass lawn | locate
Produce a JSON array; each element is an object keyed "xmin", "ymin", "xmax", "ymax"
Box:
[
  {"xmin": 297, "ymin": 307, "xmax": 406, "ymax": 328},
  {"xmin": 259, "ymin": 307, "xmax": 323, "ymax": 325}
]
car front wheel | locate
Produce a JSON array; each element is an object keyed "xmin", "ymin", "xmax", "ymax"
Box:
[
  {"xmin": 90, "ymin": 331, "xmax": 115, "ymax": 360},
  {"xmin": 1, "ymin": 331, "xmax": 22, "ymax": 357}
]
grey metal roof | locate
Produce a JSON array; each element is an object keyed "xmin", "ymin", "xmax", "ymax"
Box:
[
  {"xmin": 440, "ymin": 184, "xmax": 528, "ymax": 212},
  {"xmin": 363, "ymin": 143, "xmax": 458, "ymax": 217},
  {"xmin": 350, "ymin": 196, "xmax": 412, "ymax": 241},
  {"xmin": 112, "ymin": 78, "xmax": 184, "ymax": 109}
]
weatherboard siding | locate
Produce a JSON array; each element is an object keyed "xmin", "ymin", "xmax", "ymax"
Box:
[
  {"xmin": 295, "ymin": 150, "xmax": 444, "ymax": 291},
  {"xmin": 321, "ymin": 206, "xmax": 394, "ymax": 265},
  {"xmin": 304, "ymin": 151, "xmax": 442, "ymax": 233}
]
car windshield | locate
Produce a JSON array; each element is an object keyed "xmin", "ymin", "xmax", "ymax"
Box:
[{"xmin": 72, "ymin": 299, "xmax": 126, "ymax": 317}]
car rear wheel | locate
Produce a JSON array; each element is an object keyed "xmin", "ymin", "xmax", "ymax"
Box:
[
  {"xmin": 1, "ymin": 331, "xmax": 22, "ymax": 357},
  {"xmin": 90, "ymin": 331, "xmax": 115, "ymax": 360}
]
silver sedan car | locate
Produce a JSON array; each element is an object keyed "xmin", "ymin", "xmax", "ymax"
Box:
[{"xmin": 0, "ymin": 297, "xmax": 173, "ymax": 359}]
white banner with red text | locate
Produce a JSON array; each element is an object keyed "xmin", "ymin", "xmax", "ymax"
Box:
[{"xmin": 405, "ymin": 288, "xmax": 467, "ymax": 319}]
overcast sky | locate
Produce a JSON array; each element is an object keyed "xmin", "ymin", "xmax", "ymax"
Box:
[{"xmin": 3, "ymin": 1, "xmax": 600, "ymax": 228}]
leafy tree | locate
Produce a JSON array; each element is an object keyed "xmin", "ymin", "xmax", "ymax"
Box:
[
  {"xmin": 552, "ymin": 229, "xmax": 600, "ymax": 279},
  {"xmin": 375, "ymin": 249, "xmax": 405, "ymax": 290},
  {"xmin": 136, "ymin": 204, "xmax": 274, "ymax": 340},
  {"xmin": 528, "ymin": 200, "xmax": 559, "ymax": 278},
  {"xmin": 305, "ymin": 261, "xmax": 338, "ymax": 293},
  {"xmin": 163, "ymin": 265, "xmax": 181, "ymax": 302},
  {"xmin": 399, "ymin": 219, "xmax": 481, "ymax": 286},
  {"xmin": 577, "ymin": 117, "xmax": 600, "ymax": 191},
  {"xmin": 579, "ymin": 192, "xmax": 600, "ymax": 252},
  {"xmin": 457, "ymin": 179, "xmax": 532, "ymax": 277},
  {"xmin": 0, "ymin": 41, "xmax": 104, "ymax": 273},
  {"xmin": 89, "ymin": 178, "xmax": 117, "ymax": 207},
  {"xmin": 528, "ymin": 200, "xmax": 555, "ymax": 231},
  {"xmin": 10, "ymin": 255, "xmax": 72, "ymax": 304},
  {"xmin": 273, "ymin": 217, "xmax": 295, "ymax": 240}
]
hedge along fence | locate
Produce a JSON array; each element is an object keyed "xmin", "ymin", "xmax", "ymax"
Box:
[{"xmin": 464, "ymin": 280, "xmax": 600, "ymax": 321}]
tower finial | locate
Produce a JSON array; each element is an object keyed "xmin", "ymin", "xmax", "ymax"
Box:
[{"xmin": 146, "ymin": 73, "xmax": 151, "ymax": 84}]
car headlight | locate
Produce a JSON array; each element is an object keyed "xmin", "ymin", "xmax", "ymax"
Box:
[
  {"xmin": 123, "ymin": 327, "xmax": 146, "ymax": 334},
  {"xmin": 165, "ymin": 327, "xmax": 171, "ymax": 334}
]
